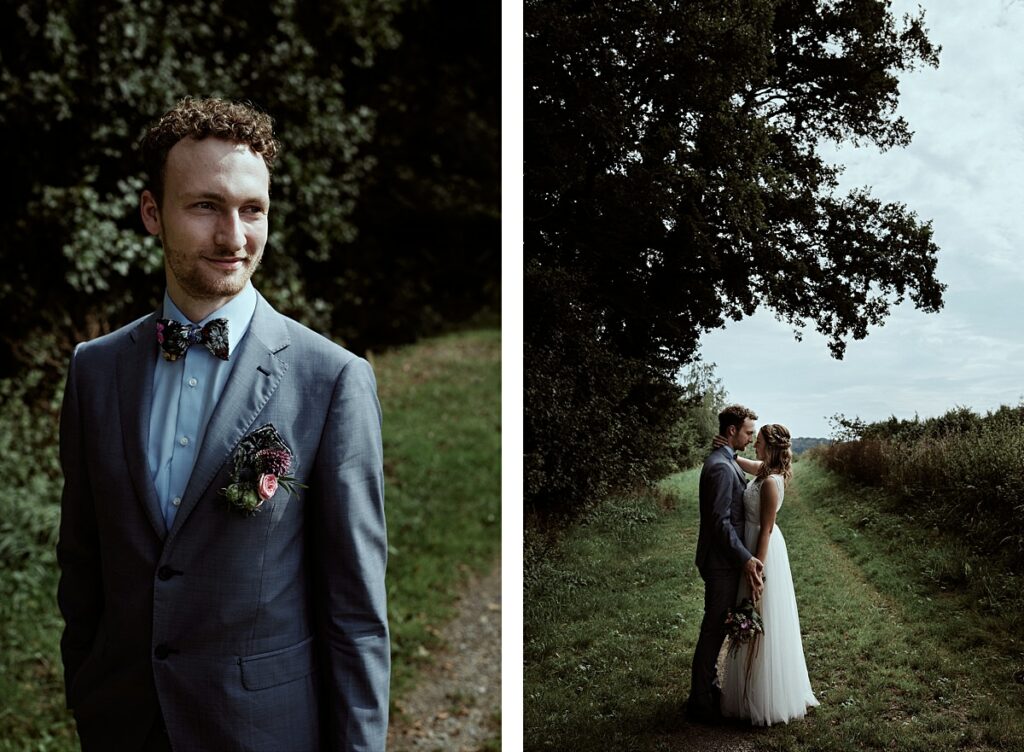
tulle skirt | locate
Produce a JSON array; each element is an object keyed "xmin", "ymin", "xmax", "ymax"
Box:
[{"xmin": 720, "ymin": 525, "xmax": 819, "ymax": 725}]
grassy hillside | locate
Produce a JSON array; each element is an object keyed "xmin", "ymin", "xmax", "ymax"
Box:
[
  {"xmin": 0, "ymin": 328, "xmax": 500, "ymax": 751},
  {"xmin": 525, "ymin": 459, "xmax": 1024, "ymax": 751}
]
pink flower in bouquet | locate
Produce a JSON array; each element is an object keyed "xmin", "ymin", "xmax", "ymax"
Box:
[
  {"xmin": 156, "ymin": 322, "xmax": 165, "ymax": 344},
  {"xmin": 257, "ymin": 473, "xmax": 278, "ymax": 501}
]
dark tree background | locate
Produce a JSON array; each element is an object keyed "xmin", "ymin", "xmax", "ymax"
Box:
[
  {"xmin": 0, "ymin": 0, "xmax": 499, "ymax": 383},
  {"xmin": 526, "ymin": 0, "xmax": 946, "ymax": 515}
]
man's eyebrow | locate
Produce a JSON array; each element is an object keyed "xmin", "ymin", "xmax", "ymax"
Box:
[{"xmin": 182, "ymin": 191, "xmax": 268, "ymax": 205}]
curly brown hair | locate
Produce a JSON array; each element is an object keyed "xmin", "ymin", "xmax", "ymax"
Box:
[
  {"xmin": 140, "ymin": 96, "xmax": 280, "ymax": 205},
  {"xmin": 717, "ymin": 404, "xmax": 758, "ymax": 436},
  {"xmin": 755, "ymin": 423, "xmax": 793, "ymax": 484}
]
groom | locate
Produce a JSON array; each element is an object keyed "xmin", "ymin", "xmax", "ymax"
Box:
[
  {"xmin": 56, "ymin": 98, "xmax": 389, "ymax": 751},
  {"xmin": 687, "ymin": 404, "xmax": 764, "ymax": 724}
]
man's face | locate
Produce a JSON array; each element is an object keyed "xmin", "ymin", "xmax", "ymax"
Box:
[
  {"xmin": 730, "ymin": 418, "xmax": 757, "ymax": 452},
  {"xmin": 140, "ymin": 137, "xmax": 269, "ymax": 315}
]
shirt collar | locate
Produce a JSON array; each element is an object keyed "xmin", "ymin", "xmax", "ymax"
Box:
[{"xmin": 162, "ymin": 282, "xmax": 259, "ymax": 355}]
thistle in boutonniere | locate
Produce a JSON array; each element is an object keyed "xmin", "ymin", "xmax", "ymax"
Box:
[{"xmin": 221, "ymin": 424, "xmax": 306, "ymax": 515}]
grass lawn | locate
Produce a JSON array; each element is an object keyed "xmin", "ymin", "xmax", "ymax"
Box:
[
  {"xmin": 0, "ymin": 327, "xmax": 500, "ymax": 751},
  {"xmin": 524, "ymin": 459, "xmax": 1024, "ymax": 751}
]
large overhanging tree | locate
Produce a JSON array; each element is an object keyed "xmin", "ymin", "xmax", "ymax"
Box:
[{"xmin": 526, "ymin": 0, "xmax": 945, "ymax": 512}]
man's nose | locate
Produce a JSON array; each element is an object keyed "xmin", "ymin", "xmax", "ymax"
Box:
[{"xmin": 214, "ymin": 210, "xmax": 246, "ymax": 250}]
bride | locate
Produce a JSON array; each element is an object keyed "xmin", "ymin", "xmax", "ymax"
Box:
[{"xmin": 716, "ymin": 423, "xmax": 819, "ymax": 725}]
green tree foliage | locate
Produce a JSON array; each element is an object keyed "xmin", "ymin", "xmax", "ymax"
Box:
[
  {"xmin": 525, "ymin": 265, "xmax": 686, "ymax": 513},
  {"xmin": 526, "ymin": 0, "xmax": 946, "ymax": 514},
  {"xmin": 337, "ymin": 1, "xmax": 501, "ymax": 351},
  {"xmin": 669, "ymin": 362, "xmax": 727, "ymax": 471},
  {"xmin": 0, "ymin": 0, "xmax": 499, "ymax": 379}
]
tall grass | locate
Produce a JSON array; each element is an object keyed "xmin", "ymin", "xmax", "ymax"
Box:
[
  {"xmin": 816, "ymin": 405, "xmax": 1024, "ymax": 564},
  {"xmin": 0, "ymin": 328, "xmax": 500, "ymax": 751}
]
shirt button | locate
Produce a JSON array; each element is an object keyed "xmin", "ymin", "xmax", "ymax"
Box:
[
  {"xmin": 172, "ymin": 497, "xmax": 181, "ymax": 507},
  {"xmin": 179, "ymin": 436, "xmax": 189, "ymax": 447},
  {"xmin": 188, "ymin": 377, "xmax": 198, "ymax": 388}
]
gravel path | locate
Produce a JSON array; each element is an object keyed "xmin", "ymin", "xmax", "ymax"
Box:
[{"xmin": 387, "ymin": 561, "xmax": 502, "ymax": 751}]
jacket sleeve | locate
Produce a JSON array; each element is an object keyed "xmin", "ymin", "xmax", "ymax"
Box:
[
  {"xmin": 707, "ymin": 461, "xmax": 753, "ymax": 567},
  {"xmin": 55, "ymin": 345, "xmax": 104, "ymax": 708},
  {"xmin": 309, "ymin": 356, "xmax": 390, "ymax": 752}
]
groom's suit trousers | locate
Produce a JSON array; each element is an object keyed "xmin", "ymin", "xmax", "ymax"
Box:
[{"xmin": 690, "ymin": 570, "xmax": 740, "ymax": 712}]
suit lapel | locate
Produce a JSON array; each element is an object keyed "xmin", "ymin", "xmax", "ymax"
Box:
[
  {"xmin": 117, "ymin": 312, "xmax": 167, "ymax": 539},
  {"xmin": 716, "ymin": 446, "xmax": 746, "ymax": 485},
  {"xmin": 732, "ymin": 458, "xmax": 747, "ymax": 485},
  {"xmin": 165, "ymin": 295, "xmax": 290, "ymax": 544}
]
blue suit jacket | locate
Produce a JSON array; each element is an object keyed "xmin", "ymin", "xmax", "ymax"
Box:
[
  {"xmin": 694, "ymin": 446, "xmax": 753, "ymax": 576},
  {"xmin": 57, "ymin": 292, "xmax": 390, "ymax": 751}
]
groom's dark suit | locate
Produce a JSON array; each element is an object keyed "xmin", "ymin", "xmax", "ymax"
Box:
[
  {"xmin": 689, "ymin": 444, "xmax": 752, "ymax": 717},
  {"xmin": 57, "ymin": 292, "xmax": 389, "ymax": 751}
]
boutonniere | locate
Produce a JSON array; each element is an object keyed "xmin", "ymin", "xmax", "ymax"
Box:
[{"xmin": 221, "ymin": 424, "xmax": 306, "ymax": 515}]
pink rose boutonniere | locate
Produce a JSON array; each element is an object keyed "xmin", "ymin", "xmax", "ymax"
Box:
[
  {"xmin": 257, "ymin": 473, "xmax": 278, "ymax": 501},
  {"xmin": 221, "ymin": 424, "xmax": 306, "ymax": 515}
]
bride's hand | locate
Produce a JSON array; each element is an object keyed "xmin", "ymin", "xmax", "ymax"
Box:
[
  {"xmin": 744, "ymin": 556, "xmax": 764, "ymax": 595},
  {"xmin": 711, "ymin": 434, "xmax": 728, "ymax": 449}
]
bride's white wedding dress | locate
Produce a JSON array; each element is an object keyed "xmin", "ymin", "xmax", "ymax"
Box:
[{"xmin": 720, "ymin": 474, "xmax": 819, "ymax": 725}]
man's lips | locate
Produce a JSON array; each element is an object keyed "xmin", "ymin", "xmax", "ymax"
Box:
[{"xmin": 204, "ymin": 256, "xmax": 247, "ymax": 270}]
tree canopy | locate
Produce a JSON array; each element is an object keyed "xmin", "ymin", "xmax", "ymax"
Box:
[{"xmin": 526, "ymin": 0, "xmax": 946, "ymax": 513}]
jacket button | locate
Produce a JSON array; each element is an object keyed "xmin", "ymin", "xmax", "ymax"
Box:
[
  {"xmin": 157, "ymin": 566, "xmax": 174, "ymax": 581},
  {"xmin": 154, "ymin": 644, "xmax": 171, "ymax": 660}
]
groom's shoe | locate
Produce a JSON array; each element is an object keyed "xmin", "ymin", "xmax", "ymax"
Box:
[{"xmin": 685, "ymin": 700, "xmax": 723, "ymax": 726}]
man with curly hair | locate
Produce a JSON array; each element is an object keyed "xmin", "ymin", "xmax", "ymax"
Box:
[{"xmin": 56, "ymin": 97, "xmax": 389, "ymax": 751}]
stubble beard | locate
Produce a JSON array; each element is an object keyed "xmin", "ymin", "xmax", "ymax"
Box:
[{"xmin": 164, "ymin": 237, "xmax": 263, "ymax": 302}]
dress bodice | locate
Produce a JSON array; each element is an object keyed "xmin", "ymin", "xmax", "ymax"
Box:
[{"xmin": 743, "ymin": 475, "xmax": 784, "ymax": 530}]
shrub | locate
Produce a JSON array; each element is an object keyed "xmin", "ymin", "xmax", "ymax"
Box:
[{"xmin": 817, "ymin": 405, "xmax": 1024, "ymax": 563}]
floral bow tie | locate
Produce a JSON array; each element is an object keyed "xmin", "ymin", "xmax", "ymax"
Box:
[{"xmin": 156, "ymin": 318, "xmax": 230, "ymax": 361}]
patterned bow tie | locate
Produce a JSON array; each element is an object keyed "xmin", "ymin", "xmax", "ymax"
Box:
[{"xmin": 156, "ymin": 318, "xmax": 230, "ymax": 362}]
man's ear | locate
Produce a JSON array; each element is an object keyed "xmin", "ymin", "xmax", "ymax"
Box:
[{"xmin": 140, "ymin": 190, "xmax": 162, "ymax": 237}]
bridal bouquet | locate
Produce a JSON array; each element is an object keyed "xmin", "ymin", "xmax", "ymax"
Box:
[{"xmin": 724, "ymin": 598, "xmax": 764, "ymax": 657}]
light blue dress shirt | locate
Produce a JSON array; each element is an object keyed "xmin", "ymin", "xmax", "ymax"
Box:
[{"xmin": 147, "ymin": 283, "xmax": 258, "ymax": 528}]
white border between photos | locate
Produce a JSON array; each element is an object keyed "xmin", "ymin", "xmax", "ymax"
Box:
[{"xmin": 502, "ymin": 0, "xmax": 524, "ymax": 748}]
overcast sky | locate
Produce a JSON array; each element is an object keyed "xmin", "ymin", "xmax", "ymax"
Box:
[{"xmin": 698, "ymin": 0, "xmax": 1024, "ymax": 438}]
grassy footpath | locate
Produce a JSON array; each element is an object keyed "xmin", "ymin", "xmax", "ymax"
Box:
[
  {"xmin": 524, "ymin": 459, "xmax": 1024, "ymax": 751},
  {"xmin": 0, "ymin": 328, "xmax": 500, "ymax": 751}
]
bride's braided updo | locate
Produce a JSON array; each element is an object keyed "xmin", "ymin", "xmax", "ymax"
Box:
[{"xmin": 756, "ymin": 423, "xmax": 793, "ymax": 484}]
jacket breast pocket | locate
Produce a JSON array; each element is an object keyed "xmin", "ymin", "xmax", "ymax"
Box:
[{"xmin": 239, "ymin": 635, "xmax": 315, "ymax": 691}]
